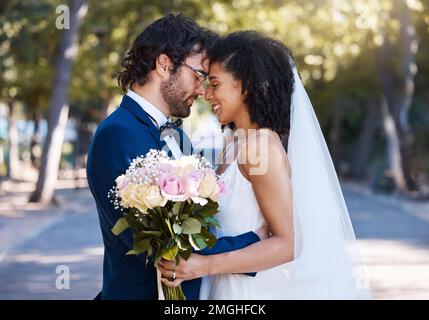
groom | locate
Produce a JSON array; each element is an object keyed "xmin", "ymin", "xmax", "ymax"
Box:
[{"xmin": 86, "ymin": 13, "xmax": 262, "ymax": 300}]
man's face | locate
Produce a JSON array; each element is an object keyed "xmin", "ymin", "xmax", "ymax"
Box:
[{"xmin": 160, "ymin": 51, "xmax": 209, "ymax": 118}]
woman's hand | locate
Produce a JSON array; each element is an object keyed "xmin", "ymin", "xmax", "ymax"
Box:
[{"xmin": 158, "ymin": 254, "xmax": 211, "ymax": 288}]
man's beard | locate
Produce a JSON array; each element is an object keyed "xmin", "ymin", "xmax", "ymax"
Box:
[{"xmin": 161, "ymin": 72, "xmax": 196, "ymax": 118}]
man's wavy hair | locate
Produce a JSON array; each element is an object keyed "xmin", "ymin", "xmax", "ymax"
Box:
[
  {"xmin": 118, "ymin": 13, "xmax": 216, "ymax": 93},
  {"xmin": 209, "ymin": 31, "xmax": 295, "ymax": 138}
]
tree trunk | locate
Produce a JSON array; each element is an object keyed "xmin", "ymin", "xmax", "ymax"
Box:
[
  {"xmin": 0, "ymin": 144, "xmax": 4, "ymax": 169},
  {"xmin": 376, "ymin": 0, "xmax": 418, "ymax": 192},
  {"xmin": 6, "ymin": 100, "xmax": 20, "ymax": 181},
  {"xmin": 30, "ymin": 109, "xmax": 42, "ymax": 170},
  {"xmin": 351, "ymin": 99, "xmax": 380, "ymax": 179},
  {"xmin": 29, "ymin": 0, "xmax": 88, "ymax": 204},
  {"xmin": 381, "ymin": 97, "xmax": 407, "ymax": 190}
]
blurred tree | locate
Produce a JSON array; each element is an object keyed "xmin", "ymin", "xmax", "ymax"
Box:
[
  {"xmin": 0, "ymin": 7, "xmax": 19, "ymax": 181},
  {"xmin": 6, "ymin": 99, "xmax": 19, "ymax": 180},
  {"xmin": 411, "ymin": 0, "xmax": 429, "ymax": 189},
  {"xmin": 30, "ymin": 0, "xmax": 88, "ymax": 204},
  {"xmin": 376, "ymin": 0, "xmax": 420, "ymax": 192},
  {"xmin": 1, "ymin": 0, "xmax": 58, "ymax": 176},
  {"xmin": 1, "ymin": 0, "xmax": 428, "ymax": 197}
]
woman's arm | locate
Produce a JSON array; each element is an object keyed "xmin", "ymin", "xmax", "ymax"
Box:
[
  {"xmin": 159, "ymin": 131, "xmax": 294, "ymax": 284},
  {"xmin": 210, "ymin": 131, "xmax": 294, "ymax": 273}
]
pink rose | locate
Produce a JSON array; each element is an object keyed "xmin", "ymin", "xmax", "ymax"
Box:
[
  {"xmin": 216, "ymin": 180, "xmax": 228, "ymax": 199},
  {"xmin": 185, "ymin": 170, "xmax": 204, "ymax": 197},
  {"xmin": 159, "ymin": 174, "xmax": 187, "ymax": 201}
]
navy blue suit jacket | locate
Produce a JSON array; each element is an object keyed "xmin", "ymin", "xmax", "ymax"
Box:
[{"xmin": 86, "ymin": 95, "xmax": 259, "ymax": 300}]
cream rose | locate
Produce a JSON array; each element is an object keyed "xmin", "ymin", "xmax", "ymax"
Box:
[
  {"xmin": 198, "ymin": 174, "xmax": 220, "ymax": 201},
  {"xmin": 141, "ymin": 185, "xmax": 167, "ymax": 209},
  {"xmin": 120, "ymin": 184, "xmax": 166, "ymax": 213},
  {"xmin": 121, "ymin": 184, "xmax": 148, "ymax": 212}
]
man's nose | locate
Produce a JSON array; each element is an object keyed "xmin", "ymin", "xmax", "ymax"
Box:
[{"xmin": 195, "ymin": 85, "xmax": 205, "ymax": 97}]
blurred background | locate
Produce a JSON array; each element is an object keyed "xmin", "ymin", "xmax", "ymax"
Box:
[{"xmin": 0, "ymin": 0, "xmax": 428, "ymax": 299}]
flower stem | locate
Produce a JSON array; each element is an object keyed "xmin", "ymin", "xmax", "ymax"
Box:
[{"xmin": 162, "ymin": 283, "xmax": 186, "ymax": 300}]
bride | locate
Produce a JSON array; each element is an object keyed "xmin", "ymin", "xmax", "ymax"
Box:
[{"xmin": 159, "ymin": 31, "xmax": 371, "ymax": 299}]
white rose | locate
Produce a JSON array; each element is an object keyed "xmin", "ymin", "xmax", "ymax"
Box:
[{"xmin": 198, "ymin": 174, "xmax": 219, "ymax": 201}]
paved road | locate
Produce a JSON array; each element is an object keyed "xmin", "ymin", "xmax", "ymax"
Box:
[
  {"xmin": 0, "ymin": 184, "xmax": 428, "ymax": 299},
  {"xmin": 0, "ymin": 187, "xmax": 103, "ymax": 299}
]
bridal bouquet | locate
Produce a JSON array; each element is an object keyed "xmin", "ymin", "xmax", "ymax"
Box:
[{"xmin": 109, "ymin": 149, "xmax": 226, "ymax": 300}]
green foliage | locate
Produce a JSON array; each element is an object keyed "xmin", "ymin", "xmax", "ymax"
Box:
[
  {"xmin": 111, "ymin": 198, "xmax": 220, "ymax": 264},
  {"xmin": 1, "ymin": 0, "xmax": 429, "ymax": 183},
  {"xmin": 110, "ymin": 196, "xmax": 221, "ymax": 300}
]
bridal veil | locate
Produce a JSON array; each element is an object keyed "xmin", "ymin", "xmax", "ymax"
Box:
[{"xmin": 285, "ymin": 64, "xmax": 372, "ymax": 299}]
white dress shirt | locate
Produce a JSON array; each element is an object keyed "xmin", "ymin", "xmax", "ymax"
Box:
[{"xmin": 127, "ymin": 90, "xmax": 183, "ymax": 159}]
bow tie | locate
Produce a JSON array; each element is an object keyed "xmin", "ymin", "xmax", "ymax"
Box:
[{"xmin": 159, "ymin": 119, "xmax": 183, "ymax": 133}]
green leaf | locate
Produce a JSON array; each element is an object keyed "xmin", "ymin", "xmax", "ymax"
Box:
[
  {"xmin": 138, "ymin": 216, "xmax": 151, "ymax": 228},
  {"xmin": 206, "ymin": 216, "xmax": 221, "ymax": 228},
  {"xmin": 194, "ymin": 200, "xmax": 219, "ymax": 217},
  {"xmin": 201, "ymin": 228, "xmax": 217, "ymax": 248},
  {"xmin": 188, "ymin": 234, "xmax": 200, "ymax": 251},
  {"xmin": 127, "ymin": 239, "xmax": 151, "ymax": 255},
  {"xmin": 176, "ymin": 235, "xmax": 190, "ymax": 250},
  {"xmin": 161, "ymin": 244, "xmax": 179, "ymax": 261},
  {"xmin": 178, "ymin": 201, "xmax": 194, "ymax": 220},
  {"xmin": 182, "ymin": 217, "xmax": 202, "ymax": 234},
  {"xmin": 194, "ymin": 214, "xmax": 208, "ymax": 228},
  {"xmin": 193, "ymin": 234, "xmax": 208, "ymax": 250},
  {"xmin": 180, "ymin": 248, "xmax": 192, "ymax": 261},
  {"xmin": 172, "ymin": 202, "xmax": 183, "ymax": 216},
  {"xmin": 173, "ymin": 223, "xmax": 182, "ymax": 235},
  {"xmin": 179, "ymin": 213, "xmax": 190, "ymax": 221},
  {"xmin": 160, "ymin": 207, "xmax": 169, "ymax": 219},
  {"xmin": 140, "ymin": 230, "xmax": 162, "ymax": 238},
  {"xmin": 111, "ymin": 217, "xmax": 129, "ymax": 236},
  {"xmin": 124, "ymin": 212, "xmax": 147, "ymax": 232}
]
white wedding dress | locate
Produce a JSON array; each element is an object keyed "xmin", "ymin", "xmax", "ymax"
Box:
[{"xmin": 199, "ymin": 152, "xmax": 294, "ymax": 299}]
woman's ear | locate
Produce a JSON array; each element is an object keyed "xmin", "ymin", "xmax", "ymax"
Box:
[{"xmin": 155, "ymin": 54, "xmax": 172, "ymax": 79}]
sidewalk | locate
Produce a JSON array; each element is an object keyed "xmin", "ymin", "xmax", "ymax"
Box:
[
  {"xmin": 0, "ymin": 180, "xmax": 428, "ymax": 299},
  {"xmin": 343, "ymin": 182, "xmax": 429, "ymax": 299},
  {"xmin": 0, "ymin": 180, "xmax": 103, "ymax": 299}
]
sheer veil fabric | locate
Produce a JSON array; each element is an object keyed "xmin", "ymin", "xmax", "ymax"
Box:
[{"xmin": 285, "ymin": 64, "xmax": 372, "ymax": 299}]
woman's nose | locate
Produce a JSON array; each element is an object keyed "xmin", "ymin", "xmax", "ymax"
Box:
[{"xmin": 204, "ymin": 87, "xmax": 213, "ymax": 101}]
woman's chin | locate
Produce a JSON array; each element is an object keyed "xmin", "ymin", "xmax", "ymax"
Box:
[
  {"xmin": 218, "ymin": 117, "xmax": 229, "ymax": 125},
  {"xmin": 216, "ymin": 113, "xmax": 229, "ymax": 125}
]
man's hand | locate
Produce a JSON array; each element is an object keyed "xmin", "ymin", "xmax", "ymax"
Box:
[
  {"xmin": 255, "ymin": 224, "xmax": 271, "ymax": 240},
  {"xmin": 158, "ymin": 254, "xmax": 210, "ymax": 288}
]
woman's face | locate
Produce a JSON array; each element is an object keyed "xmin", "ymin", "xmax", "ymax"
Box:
[{"xmin": 204, "ymin": 62, "xmax": 246, "ymax": 124}]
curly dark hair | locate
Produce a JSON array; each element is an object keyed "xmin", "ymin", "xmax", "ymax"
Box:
[
  {"xmin": 209, "ymin": 31, "xmax": 295, "ymax": 138},
  {"xmin": 118, "ymin": 13, "xmax": 217, "ymax": 93}
]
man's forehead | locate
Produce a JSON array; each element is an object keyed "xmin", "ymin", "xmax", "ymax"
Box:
[{"xmin": 186, "ymin": 51, "xmax": 209, "ymax": 71}]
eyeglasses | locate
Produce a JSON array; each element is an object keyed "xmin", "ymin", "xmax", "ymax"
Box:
[{"xmin": 181, "ymin": 62, "xmax": 209, "ymax": 87}]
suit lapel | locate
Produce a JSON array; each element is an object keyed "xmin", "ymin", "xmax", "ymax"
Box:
[{"xmin": 119, "ymin": 95, "xmax": 166, "ymax": 149}]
